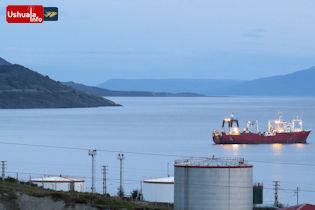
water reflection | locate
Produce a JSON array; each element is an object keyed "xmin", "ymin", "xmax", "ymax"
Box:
[
  {"xmin": 221, "ymin": 144, "xmax": 240, "ymax": 156},
  {"xmin": 232, "ymin": 144, "xmax": 240, "ymax": 149},
  {"xmin": 295, "ymin": 143, "xmax": 305, "ymax": 148},
  {"xmin": 271, "ymin": 143, "xmax": 305, "ymax": 156},
  {"xmin": 271, "ymin": 143, "xmax": 283, "ymax": 156}
]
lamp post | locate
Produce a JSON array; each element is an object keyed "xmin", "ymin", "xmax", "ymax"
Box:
[{"xmin": 88, "ymin": 149, "xmax": 97, "ymax": 193}]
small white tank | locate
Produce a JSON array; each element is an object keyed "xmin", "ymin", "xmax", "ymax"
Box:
[
  {"xmin": 174, "ymin": 157, "xmax": 253, "ymax": 210},
  {"xmin": 143, "ymin": 176, "xmax": 174, "ymax": 203}
]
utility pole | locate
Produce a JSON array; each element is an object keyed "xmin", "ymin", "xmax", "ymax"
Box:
[
  {"xmin": 167, "ymin": 162, "xmax": 170, "ymax": 177},
  {"xmin": 295, "ymin": 187, "xmax": 299, "ymax": 206},
  {"xmin": 88, "ymin": 149, "xmax": 97, "ymax": 193},
  {"xmin": 139, "ymin": 181, "xmax": 143, "ymax": 200},
  {"xmin": 102, "ymin": 165, "xmax": 107, "ymax": 195},
  {"xmin": 1, "ymin": 161, "xmax": 7, "ymax": 180},
  {"xmin": 117, "ymin": 153, "xmax": 125, "ymax": 197},
  {"xmin": 273, "ymin": 181, "xmax": 280, "ymax": 207}
]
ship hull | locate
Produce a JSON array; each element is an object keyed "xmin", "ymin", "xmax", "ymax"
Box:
[{"xmin": 213, "ymin": 131, "xmax": 311, "ymax": 144}]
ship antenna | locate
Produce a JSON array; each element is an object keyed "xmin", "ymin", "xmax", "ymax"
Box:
[{"xmin": 278, "ymin": 112, "xmax": 282, "ymax": 120}]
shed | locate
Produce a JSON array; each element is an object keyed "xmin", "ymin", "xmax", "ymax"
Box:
[{"xmin": 30, "ymin": 175, "xmax": 85, "ymax": 192}]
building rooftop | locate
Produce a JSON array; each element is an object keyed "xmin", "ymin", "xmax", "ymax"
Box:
[
  {"xmin": 282, "ymin": 204, "xmax": 315, "ymax": 210},
  {"xmin": 143, "ymin": 176, "xmax": 174, "ymax": 184},
  {"xmin": 31, "ymin": 175, "xmax": 85, "ymax": 183},
  {"xmin": 174, "ymin": 157, "xmax": 252, "ymax": 168}
]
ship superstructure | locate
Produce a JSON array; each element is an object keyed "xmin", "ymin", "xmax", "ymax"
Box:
[{"xmin": 213, "ymin": 114, "xmax": 311, "ymax": 144}]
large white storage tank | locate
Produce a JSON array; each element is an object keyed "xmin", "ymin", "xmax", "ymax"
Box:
[
  {"xmin": 30, "ymin": 175, "xmax": 85, "ymax": 192},
  {"xmin": 143, "ymin": 176, "xmax": 174, "ymax": 203},
  {"xmin": 174, "ymin": 157, "xmax": 253, "ymax": 210}
]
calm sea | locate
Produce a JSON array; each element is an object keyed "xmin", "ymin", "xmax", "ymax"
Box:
[{"xmin": 0, "ymin": 97, "xmax": 314, "ymax": 205}]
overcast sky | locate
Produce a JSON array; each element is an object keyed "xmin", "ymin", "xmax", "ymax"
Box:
[{"xmin": 0, "ymin": 0, "xmax": 315, "ymax": 85}]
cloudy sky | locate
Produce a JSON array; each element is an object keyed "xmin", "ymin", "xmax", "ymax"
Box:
[{"xmin": 0, "ymin": 0, "xmax": 315, "ymax": 85}]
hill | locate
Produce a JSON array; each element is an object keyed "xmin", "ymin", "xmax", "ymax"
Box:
[
  {"xmin": 63, "ymin": 81, "xmax": 204, "ymax": 97},
  {"xmin": 0, "ymin": 178, "xmax": 171, "ymax": 209},
  {"xmin": 0, "ymin": 59, "xmax": 119, "ymax": 108},
  {"xmin": 98, "ymin": 79, "xmax": 244, "ymax": 95},
  {"xmin": 98, "ymin": 67, "xmax": 315, "ymax": 96},
  {"xmin": 217, "ymin": 66, "xmax": 315, "ymax": 96},
  {"xmin": 0, "ymin": 57, "xmax": 11, "ymax": 66}
]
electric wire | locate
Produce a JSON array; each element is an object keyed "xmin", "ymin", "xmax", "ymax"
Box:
[
  {"xmin": 1, "ymin": 140, "xmax": 315, "ymax": 167},
  {"xmin": 5, "ymin": 170, "xmax": 315, "ymax": 194}
]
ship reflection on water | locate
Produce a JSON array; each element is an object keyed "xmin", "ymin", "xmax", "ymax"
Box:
[
  {"xmin": 220, "ymin": 144, "xmax": 241, "ymax": 156},
  {"xmin": 220, "ymin": 144, "xmax": 240, "ymax": 150},
  {"xmin": 295, "ymin": 143, "xmax": 305, "ymax": 148},
  {"xmin": 271, "ymin": 143, "xmax": 283, "ymax": 156},
  {"xmin": 220, "ymin": 143, "xmax": 304, "ymax": 157}
]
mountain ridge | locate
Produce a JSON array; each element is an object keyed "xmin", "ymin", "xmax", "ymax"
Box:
[
  {"xmin": 0, "ymin": 57, "xmax": 12, "ymax": 66},
  {"xmin": 0, "ymin": 57, "xmax": 120, "ymax": 108},
  {"xmin": 98, "ymin": 79, "xmax": 245, "ymax": 95},
  {"xmin": 63, "ymin": 81, "xmax": 204, "ymax": 97},
  {"xmin": 218, "ymin": 66, "xmax": 315, "ymax": 96},
  {"xmin": 98, "ymin": 67, "xmax": 315, "ymax": 96}
]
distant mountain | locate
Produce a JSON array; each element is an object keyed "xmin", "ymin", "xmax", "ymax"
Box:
[
  {"xmin": 217, "ymin": 66, "xmax": 315, "ymax": 96},
  {"xmin": 98, "ymin": 67, "xmax": 315, "ymax": 96},
  {"xmin": 0, "ymin": 58, "xmax": 119, "ymax": 108},
  {"xmin": 63, "ymin": 81, "xmax": 204, "ymax": 97},
  {"xmin": 0, "ymin": 57, "xmax": 12, "ymax": 66},
  {"xmin": 98, "ymin": 79, "xmax": 244, "ymax": 95}
]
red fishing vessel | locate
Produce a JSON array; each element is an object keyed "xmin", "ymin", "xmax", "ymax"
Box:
[{"xmin": 213, "ymin": 114, "xmax": 311, "ymax": 144}]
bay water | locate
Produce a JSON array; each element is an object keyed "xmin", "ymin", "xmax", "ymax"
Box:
[{"xmin": 0, "ymin": 97, "xmax": 314, "ymax": 205}]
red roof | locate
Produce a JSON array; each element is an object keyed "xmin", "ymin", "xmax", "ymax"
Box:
[{"xmin": 282, "ymin": 204, "xmax": 315, "ymax": 210}]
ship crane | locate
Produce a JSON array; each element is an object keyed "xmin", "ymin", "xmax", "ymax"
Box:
[
  {"xmin": 221, "ymin": 114, "xmax": 240, "ymax": 135},
  {"xmin": 292, "ymin": 117, "xmax": 303, "ymax": 132},
  {"xmin": 244, "ymin": 120, "xmax": 259, "ymax": 133}
]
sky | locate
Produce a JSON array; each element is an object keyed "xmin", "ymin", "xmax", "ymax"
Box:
[{"xmin": 0, "ymin": 0, "xmax": 315, "ymax": 85}]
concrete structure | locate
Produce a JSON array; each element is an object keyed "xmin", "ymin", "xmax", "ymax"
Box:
[
  {"xmin": 174, "ymin": 157, "xmax": 253, "ymax": 210},
  {"xmin": 143, "ymin": 176, "xmax": 174, "ymax": 203},
  {"xmin": 30, "ymin": 175, "xmax": 85, "ymax": 192}
]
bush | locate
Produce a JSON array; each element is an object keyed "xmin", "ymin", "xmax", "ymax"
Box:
[{"xmin": 4, "ymin": 177, "xmax": 17, "ymax": 183}]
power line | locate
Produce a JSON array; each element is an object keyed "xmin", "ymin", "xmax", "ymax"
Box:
[
  {"xmin": 1, "ymin": 140, "xmax": 315, "ymax": 168},
  {"xmin": 0, "ymin": 141, "xmax": 187, "ymax": 157},
  {"xmin": 5, "ymin": 169, "xmax": 315, "ymax": 194},
  {"xmin": 250, "ymin": 159, "xmax": 315, "ymax": 167}
]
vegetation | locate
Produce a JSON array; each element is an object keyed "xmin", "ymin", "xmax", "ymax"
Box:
[
  {"xmin": 0, "ymin": 178, "xmax": 278, "ymax": 210},
  {"xmin": 0, "ymin": 61, "xmax": 120, "ymax": 108},
  {"xmin": 0, "ymin": 178, "xmax": 172, "ymax": 210}
]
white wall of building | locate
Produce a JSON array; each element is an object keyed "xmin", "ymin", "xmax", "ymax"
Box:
[
  {"xmin": 143, "ymin": 182, "xmax": 174, "ymax": 203},
  {"xmin": 34, "ymin": 181, "xmax": 85, "ymax": 192},
  {"xmin": 31, "ymin": 176, "xmax": 85, "ymax": 193}
]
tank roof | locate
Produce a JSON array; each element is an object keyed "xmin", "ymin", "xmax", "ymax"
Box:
[
  {"xmin": 174, "ymin": 157, "xmax": 252, "ymax": 168},
  {"xmin": 143, "ymin": 176, "xmax": 174, "ymax": 184},
  {"xmin": 31, "ymin": 175, "xmax": 85, "ymax": 183}
]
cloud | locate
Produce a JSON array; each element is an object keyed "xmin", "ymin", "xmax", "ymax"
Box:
[
  {"xmin": 242, "ymin": 28, "xmax": 266, "ymax": 38},
  {"xmin": 74, "ymin": 50, "xmax": 169, "ymax": 56}
]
